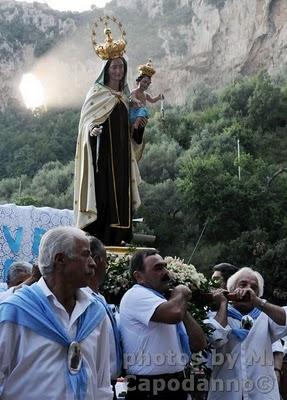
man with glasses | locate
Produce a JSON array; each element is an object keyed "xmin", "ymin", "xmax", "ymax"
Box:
[{"xmin": 206, "ymin": 267, "xmax": 287, "ymax": 400}]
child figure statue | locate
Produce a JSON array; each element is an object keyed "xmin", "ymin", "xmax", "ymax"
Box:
[{"xmin": 129, "ymin": 60, "xmax": 163, "ymax": 144}]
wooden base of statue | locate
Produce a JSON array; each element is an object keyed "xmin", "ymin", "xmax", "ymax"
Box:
[{"xmin": 105, "ymin": 246, "xmax": 156, "ymax": 255}]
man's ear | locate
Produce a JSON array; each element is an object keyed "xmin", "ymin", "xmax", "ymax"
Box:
[
  {"xmin": 54, "ymin": 253, "xmax": 66, "ymax": 271},
  {"xmin": 93, "ymin": 254, "xmax": 101, "ymax": 266},
  {"xmin": 133, "ymin": 270, "xmax": 143, "ymax": 284}
]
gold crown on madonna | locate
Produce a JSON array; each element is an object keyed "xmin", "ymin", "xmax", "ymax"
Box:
[
  {"xmin": 91, "ymin": 16, "xmax": 127, "ymax": 60},
  {"xmin": 138, "ymin": 60, "xmax": 156, "ymax": 77}
]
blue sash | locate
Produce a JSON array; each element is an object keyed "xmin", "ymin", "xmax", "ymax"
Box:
[
  {"xmin": 227, "ymin": 305, "xmax": 261, "ymax": 341},
  {"xmin": 92, "ymin": 293, "xmax": 123, "ymax": 376},
  {"xmin": 0, "ymin": 283, "xmax": 106, "ymax": 400},
  {"xmin": 129, "ymin": 107, "xmax": 149, "ymax": 125},
  {"xmin": 138, "ymin": 284, "xmax": 192, "ymax": 359}
]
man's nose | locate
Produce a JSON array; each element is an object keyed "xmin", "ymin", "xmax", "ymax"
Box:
[{"xmin": 89, "ymin": 256, "xmax": 97, "ymax": 268}]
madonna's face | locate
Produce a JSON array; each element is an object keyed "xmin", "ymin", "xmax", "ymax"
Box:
[{"xmin": 108, "ymin": 58, "xmax": 125, "ymax": 83}]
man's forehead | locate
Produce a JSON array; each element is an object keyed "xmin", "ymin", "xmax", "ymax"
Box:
[
  {"xmin": 237, "ymin": 273, "xmax": 258, "ymax": 285},
  {"xmin": 212, "ymin": 271, "xmax": 223, "ymax": 279},
  {"xmin": 145, "ymin": 254, "xmax": 165, "ymax": 266},
  {"xmin": 75, "ymin": 237, "xmax": 90, "ymax": 249}
]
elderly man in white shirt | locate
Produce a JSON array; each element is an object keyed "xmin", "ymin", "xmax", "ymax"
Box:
[
  {"xmin": 0, "ymin": 226, "xmax": 113, "ymax": 400},
  {"xmin": 205, "ymin": 267, "xmax": 287, "ymax": 400}
]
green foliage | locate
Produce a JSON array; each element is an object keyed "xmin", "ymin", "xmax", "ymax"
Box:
[
  {"xmin": 247, "ymin": 71, "xmax": 283, "ymax": 130},
  {"xmin": 23, "ymin": 161, "xmax": 74, "ymax": 209},
  {"xmin": 139, "ymin": 139, "xmax": 182, "ymax": 184},
  {"xmin": 189, "ymin": 83, "xmax": 218, "ymax": 112},
  {"xmin": 15, "ymin": 195, "xmax": 42, "ymax": 207},
  {"xmin": 0, "ymin": 161, "xmax": 74, "ymax": 209},
  {"xmin": 256, "ymin": 239, "xmax": 287, "ymax": 302},
  {"xmin": 219, "ymin": 229, "xmax": 270, "ymax": 268},
  {"xmin": 1, "ymin": 70, "xmax": 287, "ymax": 296},
  {"xmin": 137, "ymin": 180, "xmax": 185, "ymax": 254},
  {"xmin": 0, "ymin": 105, "xmax": 79, "ymax": 179}
]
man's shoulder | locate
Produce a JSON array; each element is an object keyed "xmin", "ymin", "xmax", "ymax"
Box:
[
  {"xmin": 120, "ymin": 285, "xmax": 145, "ymax": 306},
  {"xmin": 122, "ymin": 284, "xmax": 154, "ymax": 298},
  {"xmin": 120, "ymin": 285, "xmax": 166, "ymax": 312}
]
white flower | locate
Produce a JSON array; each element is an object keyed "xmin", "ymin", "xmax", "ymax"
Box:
[{"xmin": 164, "ymin": 256, "xmax": 206, "ymax": 288}]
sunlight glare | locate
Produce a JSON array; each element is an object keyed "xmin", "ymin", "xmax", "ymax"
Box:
[{"xmin": 19, "ymin": 73, "xmax": 45, "ymax": 110}]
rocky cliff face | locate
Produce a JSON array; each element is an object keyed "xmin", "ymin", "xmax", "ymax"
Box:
[
  {"xmin": 0, "ymin": 0, "xmax": 83, "ymax": 109},
  {"xmin": 115, "ymin": 0, "xmax": 287, "ymax": 103},
  {"xmin": 1, "ymin": 0, "xmax": 287, "ymax": 109}
]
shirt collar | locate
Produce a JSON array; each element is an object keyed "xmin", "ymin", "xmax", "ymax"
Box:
[{"xmin": 37, "ymin": 278, "xmax": 92, "ymax": 313}]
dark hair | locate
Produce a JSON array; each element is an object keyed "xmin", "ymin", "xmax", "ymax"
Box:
[
  {"xmin": 213, "ymin": 263, "xmax": 239, "ymax": 283},
  {"xmin": 89, "ymin": 236, "xmax": 106, "ymax": 259},
  {"xmin": 136, "ymin": 74, "xmax": 151, "ymax": 83},
  {"xmin": 103, "ymin": 57, "xmax": 127, "ymax": 91},
  {"xmin": 130, "ymin": 249, "xmax": 158, "ymax": 281}
]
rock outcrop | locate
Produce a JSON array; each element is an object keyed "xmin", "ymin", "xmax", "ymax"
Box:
[{"xmin": 1, "ymin": 0, "xmax": 287, "ymax": 109}]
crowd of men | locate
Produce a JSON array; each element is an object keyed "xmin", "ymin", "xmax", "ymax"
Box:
[{"xmin": 0, "ymin": 226, "xmax": 286, "ymax": 400}]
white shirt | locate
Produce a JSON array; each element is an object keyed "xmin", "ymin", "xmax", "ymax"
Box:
[
  {"xmin": 0, "ymin": 282, "xmax": 7, "ymax": 292},
  {"xmin": 282, "ymin": 336, "xmax": 287, "ymax": 353},
  {"xmin": 119, "ymin": 284, "xmax": 186, "ymax": 375},
  {"xmin": 84, "ymin": 288, "xmax": 118, "ymax": 379},
  {"xmin": 205, "ymin": 307, "xmax": 287, "ymax": 400},
  {"xmin": 272, "ymin": 340, "xmax": 283, "ymax": 353},
  {"xmin": 0, "ymin": 286, "xmax": 16, "ymax": 302},
  {"xmin": 0, "ymin": 278, "xmax": 113, "ymax": 400}
]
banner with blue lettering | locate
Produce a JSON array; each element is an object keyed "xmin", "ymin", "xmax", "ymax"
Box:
[{"xmin": 0, "ymin": 204, "xmax": 73, "ymax": 281}]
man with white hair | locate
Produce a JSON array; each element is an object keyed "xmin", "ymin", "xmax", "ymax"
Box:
[
  {"xmin": 0, "ymin": 226, "xmax": 113, "ymax": 400},
  {"xmin": 0, "ymin": 261, "xmax": 34, "ymax": 302},
  {"xmin": 6, "ymin": 261, "xmax": 33, "ymax": 288},
  {"xmin": 205, "ymin": 267, "xmax": 287, "ymax": 400}
]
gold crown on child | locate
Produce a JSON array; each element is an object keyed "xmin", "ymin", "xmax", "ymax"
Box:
[
  {"xmin": 138, "ymin": 60, "xmax": 156, "ymax": 77},
  {"xmin": 91, "ymin": 16, "xmax": 127, "ymax": 60}
]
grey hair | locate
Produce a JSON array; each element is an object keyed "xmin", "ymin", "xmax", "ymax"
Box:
[
  {"xmin": 38, "ymin": 226, "xmax": 88, "ymax": 276},
  {"xmin": 227, "ymin": 267, "xmax": 264, "ymax": 298},
  {"xmin": 6, "ymin": 261, "xmax": 33, "ymax": 284}
]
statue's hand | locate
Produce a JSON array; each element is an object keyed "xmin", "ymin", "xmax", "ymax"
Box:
[{"xmin": 90, "ymin": 125, "xmax": 103, "ymax": 136}]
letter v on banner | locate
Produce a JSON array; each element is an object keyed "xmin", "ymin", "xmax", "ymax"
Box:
[
  {"xmin": 3, "ymin": 225, "xmax": 23, "ymax": 254},
  {"xmin": 32, "ymin": 227, "xmax": 46, "ymax": 257}
]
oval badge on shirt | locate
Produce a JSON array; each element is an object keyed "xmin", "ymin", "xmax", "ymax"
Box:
[
  {"xmin": 241, "ymin": 315, "xmax": 254, "ymax": 330},
  {"xmin": 68, "ymin": 341, "xmax": 82, "ymax": 375}
]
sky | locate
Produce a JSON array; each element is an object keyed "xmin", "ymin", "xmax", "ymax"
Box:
[{"xmin": 15, "ymin": 0, "xmax": 110, "ymax": 11}]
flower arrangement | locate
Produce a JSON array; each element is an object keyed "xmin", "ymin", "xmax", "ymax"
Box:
[
  {"xmin": 102, "ymin": 253, "xmax": 133, "ymax": 305},
  {"xmin": 164, "ymin": 256, "xmax": 207, "ymax": 289},
  {"xmin": 102, "ymin": 252, "xmax": 212, "ymax": 310}
]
